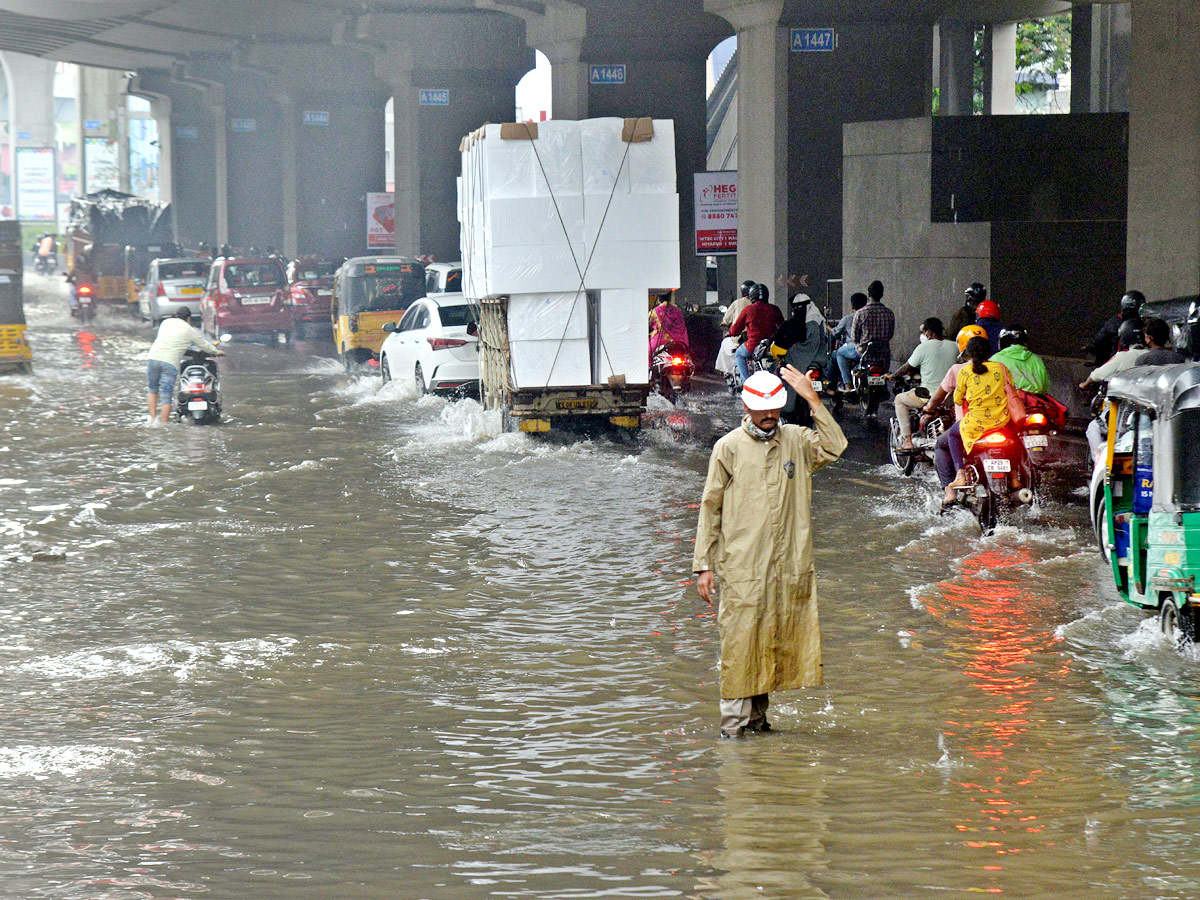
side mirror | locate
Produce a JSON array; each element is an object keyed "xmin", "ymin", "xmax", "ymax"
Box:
[
  {"xmin": 466, "ymin": 321, "xmax": 479, "ymax": 337},
  {"xmin": 382, "ymin": 322, "xmax": 397, "ymax": 333}
]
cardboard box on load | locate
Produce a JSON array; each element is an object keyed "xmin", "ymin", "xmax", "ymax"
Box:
[
  {"xmin": 510, "ymin": 338, "xmax": 591, "ymax": 387},
  {"xmin": 583, "ymin": 193, "xmax": 679, "ymax": 246}
]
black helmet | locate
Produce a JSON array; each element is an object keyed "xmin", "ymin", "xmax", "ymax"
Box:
[
  {"xmin": 1120, "ymin": 290, "xmax": 1145, "ymax": 317},
  {"xmin": 965, "ymin": 282, "xmax": 987, "ymax": 304},
  {"xmin": 1117, "ymin": 318, "xmax": 1142, "ymax": 350},
  {"xmin": 998, "ymin": 326, "xmax": 1028, "ymax": 350},
  {"xmin": 748, "ymin": 283, "xmax": 769, "ymax": 304},
  {"xmin": 739, "ymin": 280, "xmax": 755, "ymax": 298}
]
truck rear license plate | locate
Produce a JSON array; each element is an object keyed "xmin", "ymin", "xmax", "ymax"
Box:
[
  {"xmin": 557, "ymin": 398, "xmax": 598, "ymax": 410},
  {"xmin": 188, "ymin": 400, "xmax": 208, "ymax": 411},
  {"xmin": 1022, "ymin": 435, "xmax": 1048, "ymax": 449},
  {"xmin": 983, "ymin": 458, "xmax": 1011, "ymax": 474}
]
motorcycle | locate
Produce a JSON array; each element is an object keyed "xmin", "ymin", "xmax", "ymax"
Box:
[
  {"xmin": 852, "ymin": 340, "xmax": 890, "ymax": 417},
  {"xmin": 887, "ymin": 375, "xmax": 954, "ymax": 476},
  {"xmin": 956, "ymin": 424, "xmax": 1036, "ymax": 534},
  {"xmin": 722, "ymin": 340, "xmax": 783, "ymax": 394},
  {"xmin": 651, "ymin": 341, "xmax": 694, "ymax": 401},
  {"xmin": 71, "ymin": 284, "xmax": 96, "ymax": 323},
  {"xmin": 35, "ymin": 253, "xmax": 56, "ymax": 276},
  {"xmin": 175, "ymin": 349, "xmax": 222, "ymax": 425}
]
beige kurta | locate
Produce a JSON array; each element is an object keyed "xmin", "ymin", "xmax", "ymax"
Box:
[{"xmin": 693, "ymin": 405, "xmax": 847, "ymax": 699}]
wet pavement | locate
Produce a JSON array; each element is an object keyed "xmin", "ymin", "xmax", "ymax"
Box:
[{"xmin": 3, "ymin": 273, "xmax": 1200, "ymax": 899}]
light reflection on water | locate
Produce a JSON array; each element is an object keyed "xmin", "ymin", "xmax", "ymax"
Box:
[{"xmin": 2, "ymin": 278, "xmax": 1200, "ymax": 898}]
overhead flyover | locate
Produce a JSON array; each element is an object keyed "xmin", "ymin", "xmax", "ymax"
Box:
[{"xmin": 0, "ymin": 1, "xmax": 1196, "ymax": 338}]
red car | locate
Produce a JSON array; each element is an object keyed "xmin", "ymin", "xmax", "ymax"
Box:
[
  {"xmin": 200, "ymin": 257, "xmax": 292, "ymax": 342},
  {"xmin": 285, "ymin": 257, "xmax": 340, "ymax": 340}
]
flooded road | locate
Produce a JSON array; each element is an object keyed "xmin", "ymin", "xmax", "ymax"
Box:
[{"xmin": 4, "ymin": 274, "xmax": 1200, "ymax": 899}]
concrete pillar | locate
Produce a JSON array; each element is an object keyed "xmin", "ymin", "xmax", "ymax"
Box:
[
  {"xmin": 276, "ymin": 94, "xmax": 299, "ymax": 258},
  {"xmin": 149, "ymin": 95, "xmax": 173, "ymax": 204},
  {"xmin": 476, "ymin": 0, "xmax": 588, "ymax": 120},
  {"xmin": 1126, "ymin": 0, "xmax": 1200, "ymax": 299},
  {"xmin": 990, "ymin": 22, "xmax": 1017, "ymax": 115},
  {"xmin": 706, "ymin": 0, "xmax": 787, "ymax": 293},
  {"xmin": 204, "ymin": 86, "xmax": 229, "ymax": 247},
  {"xmin": 1072, "ymin": 2, "xmax": 1131, "ymax": 114},
  {"xmin": 376, "ymin": 46, "xmax": 421, "ymax": 257},
  {"xmin": 937, "ymin": 19, "xmax": 976, "ymax": 115},
  {"xmin": 3, "ymin": 52, "xmax": 56, "ymax": 148}
]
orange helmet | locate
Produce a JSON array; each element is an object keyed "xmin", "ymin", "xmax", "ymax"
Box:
[{"xmin": 957, "ymin": 324, "xmax": 988, "ymax": 353}]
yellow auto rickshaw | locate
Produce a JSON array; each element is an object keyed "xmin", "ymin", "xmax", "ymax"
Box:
[
  {"xmin": 331, "ymin": 256, "xmax": 426, "ymax": 370},
  {"xmin": 0, "ymin": 268, "xmax": 33, "ymax": 374}
]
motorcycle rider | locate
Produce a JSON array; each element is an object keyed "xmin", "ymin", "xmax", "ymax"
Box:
[
  {"xmin": 991, "ymin": 326, "xmax": 1049, "ymax": 395},
  {"xmin": 33, "ymin": 233, "xmax": 56, "ymax": 273},
  {"xmin": 1085, "ymin": 291, "xmax": 1144, "ymax": 366},
  {"xmin": 721, "ymin": 280, "xmax": 756, "ymax": 329},
  {"xmin": 648, "ymin": 290, "xmax": 689, "ymax": 358},
  {"xmin": 1138, "ymin": 316, "xmax": 1187, "ymax": 366},
  {"xmin": 825, "ymin": 291, "xmax": 867, "ymax": 392},
  {"xmin": 1080, "ymin": 319, "xmax": 1146, "ymax": 460},
  {"xmin": 975, "ymin": 297, "xmax": 1003, "ymax": 352},
  {"xmin": 886, "ymin": 317, "xmax": 958, "ymax": 449},
  {"xmin": 939, "ymin": 336, "xmax": 1021, "ymax": 509},
  {"xmin": 839, "ymin": 279, "xmax": 894, "ymax": 389},
  {"xmin": 950, "ymin": 282, "xmax": 986, "ymax": 338},
  {"xmin": 730, "ymin": 283, "xmax": 784, "ymax": 384},
  {"xmin": 146, "ymin": 308, "xmax": 224, "ymax": 425}
]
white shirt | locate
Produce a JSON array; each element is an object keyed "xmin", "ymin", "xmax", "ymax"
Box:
[{"xmin": 147, "ymin": 318, "xmax": 220, "ymax": 369}]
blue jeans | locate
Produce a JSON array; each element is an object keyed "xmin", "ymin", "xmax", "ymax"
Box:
[
  {"xmin": 935, "ymin": 420, "xmax": 965, "ymax": 487},
  {"xmin": 834, "ymin": 343, "xmax": 859, "ymax": 385},
  {"xmin": 735, "ymin": 343, "xmax": 754, "ymax": 382},
  {"xmin": 146, "ymin": 359, "xmax": 178, "ymax": 404}
]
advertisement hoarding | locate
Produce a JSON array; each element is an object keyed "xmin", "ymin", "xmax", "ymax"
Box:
[
  {"xmin": 694, "ymin": 171, "xmax": 737, "ymax": 255},
  {"xmin": 367, "ymin": 192, "xmax": 395, "ymax": 250},
  {"xmin": 84, "ymin": 137, "xmax": 120, "ymax": 193},
  {"xmin": 16, "ymin": 147, "xmax": 56, "ymax": 221}
]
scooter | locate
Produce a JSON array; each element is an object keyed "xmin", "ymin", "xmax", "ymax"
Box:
[
  {"xmin": 71, "ymin": 284, "xmax": 96, "ymax": 323},
  {"xmin": 175, "ymin": 349, "xmax": 222, "ymax": 425},
  {"xmin": 956, "ymin": 425, "xmax": 1035, "ymax": 534},
  {"xmin": 651, "ymin": 340, "xmax": 694, "ymax": 401},
  {"xmin": 888, "ymin": 376, "xmax": 954, "ymax": 476},
  {"xmin": 35, "ymin": 253, "xmax": 56, "ymax": 276},
  {"xmin": 722, "ymin": 340, "xmax": 782, "ymax": 394}
]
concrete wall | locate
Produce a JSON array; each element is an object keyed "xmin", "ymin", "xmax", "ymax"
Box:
[
  {"xmin": 842, "ymin": 117, "xmax": 990, "ymax": 361},
  {"xmin": 788, "ymin": 16, "xmax": 933, "ymax": 306}
]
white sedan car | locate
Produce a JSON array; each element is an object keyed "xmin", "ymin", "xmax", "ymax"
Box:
[{"xmin": 378, "ymin": 293, "xmax": 480, "ymax": 396}]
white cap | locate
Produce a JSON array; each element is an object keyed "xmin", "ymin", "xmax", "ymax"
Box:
[{"xmin": 741, "ymin": 371, "xmax": 787, "ymax": 410}]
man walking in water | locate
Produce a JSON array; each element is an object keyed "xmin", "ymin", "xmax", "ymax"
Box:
[
  {"xmin": 145, "ymin": 309, "xmax": 223, "ymax": 425},
  {"xmin": 693, "ymin": 366, "xmax": 847, "ymax": 738}
]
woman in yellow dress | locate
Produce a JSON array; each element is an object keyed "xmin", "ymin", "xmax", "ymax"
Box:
[{"xmin": 943, "ymin": 336, "xmax": 1014, "ymax": 506}]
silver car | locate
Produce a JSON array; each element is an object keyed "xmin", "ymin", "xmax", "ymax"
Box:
[{"xmin": 138, "ymin": 257, "xmax": 210, "ymax": 325}]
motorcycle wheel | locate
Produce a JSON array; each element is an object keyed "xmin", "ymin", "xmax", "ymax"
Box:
[
  {"xmin": 865, "ymin": 390, "xmax": 882, "ymax": 417},
  {"xmin": 888, "ymin": 418, "xmax": 916, "ymax": 476},
  {"xmin": 975, "ymin": 491, "xmax": 998, "ymax": 536}
]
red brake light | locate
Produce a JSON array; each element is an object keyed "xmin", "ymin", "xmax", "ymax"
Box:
[
  {"xmin": 156, "ymin": 283, "xmax": 166, "ymax": 296},
  {"xmin": 78, "ymin": 285, "xmax": 92, "ymax": 295},
  {"xmin": 367, "ymin": 357, "xmax": 380, "ymax": 368},
  {"xmin": 870, "ymin": 366, "xmax": 883, "ymax": 375},
  {"xmin": 427, "ymin": 337, "xmax": 468, "ymax": 351},
  {"xmin": 671, "ymin": 356, "xmax": 684, "ymax": 365},
  {"xmin": 977, "ymin": 432, "xmax": 1009, "ymax": 446},
  {"xmin": 1025, "ymin": 413, "xmax": 1047, "ymax": 426}
]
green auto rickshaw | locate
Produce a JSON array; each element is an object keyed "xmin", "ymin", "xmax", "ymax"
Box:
[{"xmin": 1098, "ymin": 363, "xmax": 1200, "ymax": 647}]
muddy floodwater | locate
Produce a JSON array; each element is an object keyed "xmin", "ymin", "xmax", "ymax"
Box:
[{"xmin": 3, "ymin": 275, "xmax": 1200, "ymax": 899}]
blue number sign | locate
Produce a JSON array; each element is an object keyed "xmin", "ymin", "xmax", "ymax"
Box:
[
  {"xmin": 418, "ymin": 89, "xmax": 450, "ymax": 107},
  {"xmin": 303, "ymin": 110, "xmax": 330, "ymax": 126},
  {"xmin": 790, "ymin": 28, "xmax": 836, "ymax": 52},
  {"xmin": 589, "ymin": 65, "xmax": 626, "ymax": 85}
]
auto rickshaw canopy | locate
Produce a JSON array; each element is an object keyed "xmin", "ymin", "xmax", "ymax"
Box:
[{"xmin": 1105, "ymin": 363, "xmax": 1200, "ymax": 420}]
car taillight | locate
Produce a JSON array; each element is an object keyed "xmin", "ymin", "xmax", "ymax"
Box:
[
  {"xmin": 976, "ymin": 432, "xmax": 1009, "ymax": 446},
  {"xmin": 1024, "ymin": 413, "xmax": 1047, "ymax": 426},
  {"xmin": 156, "ymin": 283, "xmax": 166, "ymax": 297},
  {"xmin": 427, "ymin": 337, "xmax": 468, "ymax": 350}
]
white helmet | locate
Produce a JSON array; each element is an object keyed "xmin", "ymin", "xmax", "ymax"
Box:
[{"xmin": 741, "ymin": 371, "xmax": 786, "ymax": 410}]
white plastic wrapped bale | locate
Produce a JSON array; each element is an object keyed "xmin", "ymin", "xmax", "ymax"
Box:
[
  {"xmin": 583, "ymin": 193, "xmax": 679, "ymax": 247},
  {"xmin": 628, "ymin": 119, "xmax": 676, "ymax": 194},
  {"xmin": 529, "ymin": 119, "xmax": 583, "ymax": 198},
  {"xmin": 580, "ymin": 118, "xmax": 631, "ymax": 196},
  {"xmin": 585, "ymin": 241, "xmax": 681, "ymax": 292},
  {"xmin": 597, "ymin": 288, "xmax": 650, "ymax": 385},
  {"xmin": 481, "ymin": 243, "xmax": 588, "ymax": 296},
  {"xmin": 507, "ymin": 292, "xmax": 588, "ymax": 341},
  {"xmin": 510, "ymin": 339, "xmax": 591, "ymax": 388},
  {"xmin": 475, "ymin": 123, "xmax": 538, "ymax": 200},
  {"xmin": 485, "ymin": 196, "xmax": 584, "ymax": 247}
]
